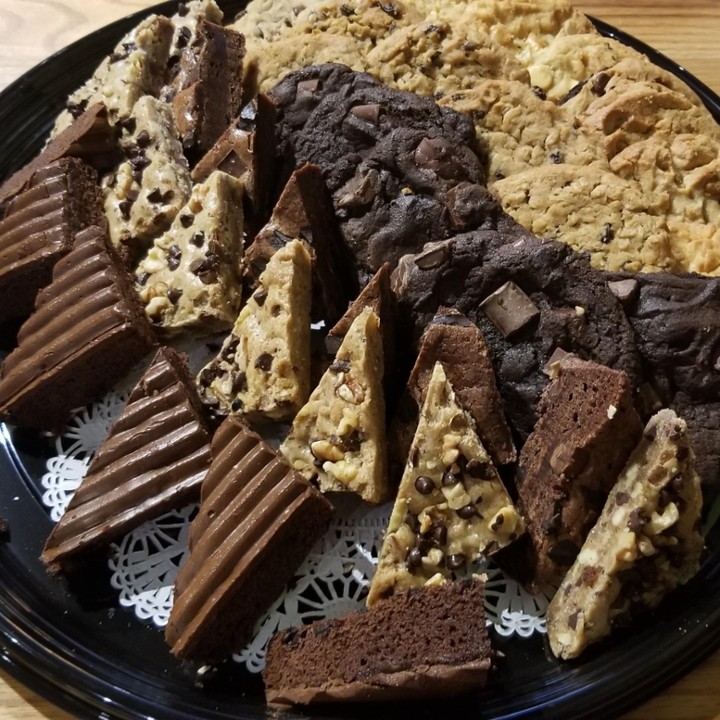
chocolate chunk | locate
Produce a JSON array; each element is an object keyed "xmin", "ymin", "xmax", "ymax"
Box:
[
  {"xmin": 296, "ymin": 79, "xmax": 321, "ymax": 97},
  {"xmin": 465, "ymin": 459, "xmax": 488, "ymax": 479},
  {"xmin": 479, "ymin": 281, "xmax": 540, "ymax": 339},
  {"xmin": 607, "ymin": 278, "xmax": 639, "ymax": 305},
  {"xmin": 601, "ymin": 224, "xmax": 614, "ymax": 244},
  {"xmin": 558, "ymin": 81, "xmax": 586, "ymax": 105},
  {"xmin": 430, "ymin": 524, "xmax": 447, "ymax": 546},
  {"xmin": 118, "ymin": 199, "xmax": 132, "ymax": 219},
  {"xmin": 136, "ymin": 271, "xmax": 149, "ymax": 287},
  {"xmin": 414, "ymin": 475, "xmax": 435, "ymax": 494},
  {"xmin": 414, "ymin": 244, "xmax": 449, "ymax": 270},
  {"xmin": 547, "ymin": 539, "xmax": 580, "ymax": 566},
  {"xmin": 135, "ymin": 130, "xmax": 151, "ymax": 148},
  {"xmin": 628, "ymin": 508, "xmax": 649, "ymax": 533},
  {"xmin": 167, "ymin": 244, "xmax": 182, "ymax": 270},
  {"xmin": 167, "ymin": 288, "xmax": 183, "ymax": 304},
  {"xmin": 457, "ymin": 504, "xmax": 478, "ymax": 519},
  {"xmin": 255, "ymin": 352, "xmax": 273, "ymax": 371},
  {"xmin": 406, "ymin": 546, "xmax": 423, "ymax": 569},
  {"xmin": 179, "ymin": 213, "xmax": 194, "ymax": 228},
  {"xmin": 329, "ymin": 359, "xmax": 351, "ymax": 373},
  {"xmin": 252, "ymin": 288, "xmax": 268, "ymax": 306},
  {"xmin": 413, "ymin": 137, "xmax": 461, "ymax": 179},
  {"xmin": 350, "ymin": 104, "xmax": 381, "ymax": 124},
  {"xmin": 441, "ymin": 470, "xmax": 459, "ymax": 486},
  {"xmin": 445, "ymin": 553, "xmax": 466, "ymax": 570},
  {"xmin": 592, "ymin": 72, "xmax": 611, "ymax": 96},
  {"xmin": 550, "ymin": 150, "xmax": 562, "ymax": 164},
  {"xmin": 191, "ymin": 231, "xmax": 205, "ymax": 247},
  {"xmin": 532, "ymin": 86, "xmax": 547, "ymax": 100}
]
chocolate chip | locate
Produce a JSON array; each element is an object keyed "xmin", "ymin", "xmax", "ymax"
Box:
[
  {"xmin": 329, "ymin": 359, "xmax": 351, "ymax": 373},
  {"xmin": 456, "ymin": 504, "xmax": 477, "ymax": 519},
  {"xmin": 253, "ymin": 288, "xmax": 268, "ymax": 306},
  {"xmin": 480, "ymin": 281, "xmax": 540, "ymax": 339},
  {"xmin": 592, "ymin": 72, "xmax": 611, "ymax": 96},
  {"xmin": 414, "ymin": 243, "xmax": 449, "ymax": 270},
  {"xmin": 580, "ymin": 565, "xmax": 600, "ymax": 586},
  {"xmin": 430, "ymin": 524, "xmax": 447, "ymax": 546},
  {"xmin": 413, "ymin": 137, "xmax": 461, "ymax": 179},
  {"xmin": 378, "ymin": 2, "xmax": 398, "ymax": 16},
  {"xmin": 189, "ymin": 255, "xmax": 219, "ymax": 284},
  {"xmin": 547, "ymin": 539, "xmax": 579, "ymax": 565},
  {"xmin": 607, "ymin": 278, "xmax": 638, "ymax": 304},
  {"xmin": 615, "ymin": 491, "xmax": 630, "ymax": 506},
  {"xmin": 296, "ymin": 79, "xmax": 321, "ymax": 97},
  {"xmin": 177, "ymin": 25, "xmax": 192, "ymax": 48},
  {"xmin": 336, "ymin": 428, "xmax": 364, "ymax": 453},
  {"xmin": 231, "ymin": 372, "xmax": 248, "ymax": 394},
  {"xmin": 601, "ymin": 223, "xmax": 614, "ymax": 244},
  {"xmin": 179, "ymin": 214, "xmax": 194, "ymax": 228},
  {"xmin": 177, "ymin": 2, "xmax": 189, "ymax": 15},
  {"xmin": 406, "ymin": 547, "xmax": 423, "ymax": 569},
  {"xmin": 543, "ymin": 512, "xmax": 561, "ymax": 536},
  {"xmin": 677, "ymin": 446, "xmax": 689, "ymax": 461},
  {"xmin": 231, "ymin": 398, "xmax": 244, "ymax": 412},
  {"xmin": 340, "ymin": 3, "xmax": 355, "ymax": 15},
  {"xmin": 414, "ymin": 475, "xmax": 435, "ymax": 494},
  {"xmin": 190, "ymin": 231, "xmax": 205, "ymax": 247},
  {"xmin": 167, "ymin": 288, "xmax": 183, "ymax": 303},
  {"xmin": 147, "ymin": 188, "xmax": 163, "ymax": 204},
  {"xmin": 409, "ymin": 445, "xmax": 420, "ymax": 467},
  {"xmin": 350, "ymin": 103, "xmax": 381, "ymax": 124},
  {"xmin": 465, "ymin": 459, "xmax": 488, "ymax": 479},
  {"xmin": 550, "ymin": 150, "xmax": 562, "ymax": 164},
  {"xmin": 118, "ymin": 199, "xmax": 132, "ymax": 219},
  {"xmin": 136, "ymin": 271, "xmax": 149, "ymax": 286},
  {"xmin": 254, "ymin": 353, "xmax": 273, "ymax": 372},
  {"xmin": 490, "ymin": 512, "xmax": 504, "ymax": 530},
  {"xmin": 66, "ymin": 98, "xmax": 89, "ymax": 119},
  {"xmin": 135, "ymin": 130, "xmax": 151, "ymax": 148},
  {"xmin": 627, "ymin": 508, "xmax": 649, "ymax": 533},
  {"xmin": 441, "ymin": 470, "xmax": 459, "ymax": 486},
  {"xmin": 532, "ymin": 85, "xmax": 547, "ymax": 100},
  {"xmin": 199, "ymin": 365, "xmax": 222, "ymax": 385},
  {"xmin": 445, "ymin": 553, "xmax": 466, "ymax": 570},
  {"xmin": 119, "ymin": 117, "xmax": 136, "ymax": 134},
  {"xmin": 558, "ymin": 80, "xmax": 586, "ymax": 105},
  {"xmin": 431, "ymin": 309, "xmax": 472, "ymax": 327},
  {"xmin": 167, "ymin": 244, "xmax": 182, "ymax": 270},
  {"xmin": 568, "ymin": 609, "xmax": 580, "ymax": 630},
  {"xmin": 670, "ymin": 474, "xmax": 685, "ymax": 492}
]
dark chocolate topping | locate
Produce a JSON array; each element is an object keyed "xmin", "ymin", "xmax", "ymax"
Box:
[
  {"xmin": 41, "ymin": 347, "xmax": 211, "ymax": 572},
  {"xmin": 166, "ymin": 417, "xmax": 333, "ymax": 661}
]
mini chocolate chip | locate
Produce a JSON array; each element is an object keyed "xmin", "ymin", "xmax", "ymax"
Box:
[
  {"xmin": 147, "ymin": 188, "xmax": 163, "ymax": 203},
  {"xmin": 456, "ymin": 504, "xmax": 477, "ymax": 519},
  {"xmin": 136, "ymin": 271, "xmax": 149, "ymax": 286},
  {"xmin": 465, "ymin": 459, "xmax": 488, "ymax": 479},
  {"xmin": 441, "ymin": 470, "xmax": 459, "ymax": 486},
  {"xmin": 329, "ymin": 359, "xmax": 351, "ymax": 373},
  {"xmin": 532, "ymin": 85, "xmax": 547, "ymax": 100},
  {"xmin": 118, "ymin": 199, "xmax": 132, "ymax": 219},
  {"xmin": 658, "ymin": 489, "xmax": 672, "ymax": 509},
  {"xmin": 406, "ymin": 547, "xmax": 423, "ymax": 569},
  {"xmin": 119, "ymin": 117, "xmax": 136, "ymax": 134},
  {"xmin": 601, "ymin": 223, "xmax": 614, "ymax": 243},
  {"xmin": 231, "ymin": 372, "xmax": 248, "ymax": 393},
  {"xmin": 414, "ymin": 475, "xmax": 434, "ymax": 494},
  {"xmin": 615, "ymin": 491, "xmax": 630, "ymax": 507},
  {"xmin": 451, "ymin": 93, "xmax": 465, "ymax": 101},
  {"xmin": 135, "ymin": 130, "xmax": 151, "ymax": 148},
  {"xmin": 445, "ymin": 553, "xmax": 466, "ymax": 570},
  {"xmin": 627, "ymin": 507, "xmax": 649, "ymax": 533},
  {"xmin": 231, "ymin": 398, "xmax": 244, "ymax": 412},
  {"xmin": 167, "ymin": 244, "xmax": 182, "ymax": 270},
  {"xmin": 670, "ymin": 474, "xmax": 684, "ymax": 492},
  {"xmin": 191, "ymin": 231, "xmax": 205, "ymax": 247},
  {"xmin": 592, "ymin": 71, "xmax": 611, "ymax": 96},
  {"xmin": 550, "ymin": 150, "xmax": 562, "ymax": 164},
  {"xmin": 199, "ymin": 365, "xmax": 222, "ymax": 385},
  {"xmin": 167, "ymin": 288, "xmax": 183, "ymax": 303},
  {"xmin": 405, "ymin": 512, "xmax": 420, "ymax": 533},
  {"xmin": 255, "ymin": 352, "xmax": 273, "ymax": 371},
  {"xmin": 568, "ymin": 609, "xmax": 580, "ymax": 630},
  {"xmin": 558, "ymin": 80, "xmax": 586, "ymax": 105},
  {"xmin": 340, "ymin": 3, "xmax": 355, "ymax": 15},
  {"xmin": 430, "ymin": 524, "xmax": 447, "ymax": 546},
  {"xmin": 180, "ymin": 214, "xmax": 194, "ymax": 228},
  {"xmin": 338, "ymin": 428, "xmax": 364, "ymax": 453},
  {"xmin": 378, "ymin": 2, "xmax": 398, "ymax": 16},
  {"xmin": 490, "ymin": 512, "xmax": 505, "ymax": 530},
  {"xmin": 253, "ymin": 288, "xmax": 268, "ymax": 306},
  {"xmin": 66, "ymin": 98, "xmax": 89, "ymax": 118}
]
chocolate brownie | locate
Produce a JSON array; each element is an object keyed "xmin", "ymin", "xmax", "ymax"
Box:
[
  {"xmin": 166, "ymin": 416, "xmax": 333, "ymax": 661},
  {"xmin": 513, "ymin": 356, "xmax": 644, "ymax": 591},
  {"xmin": 244, "ymin": 163, "xmax": 351, "ymax": 323},
  {"xmin": 392, "ymin": 229, "xmax": 643, "ymax": 442},
  {"xmin": 0, "ymin": 225, "xmax": 157, "ymax": 429},
  {"xmin": 390, "ymin": 307, "xmax": 515, "ymax": 478},
  {"xmin": 263, "ymin": 578, "xmax": 492, "ymax": 705},
  {"xmin": 547, "ymin": 409, "xmax": 703, "ymax": 659},
  {"xmin": 165, "ymin": 19, "xmax": 245, "ymax": 162},
  {"xmin": 41, "ymin": 347, "xmax": 212, "ymax": 574},
  {"xmin": 0, "ymin": 158, "xmax": 103, "ymax": 322},
  {"xmin": 0, "ymin": 104, "xmax": 118, "ymax": 208},
  {"xmin": 268, "ymin": 63, "xmax": 487, "ymax": 282},
  {"xmin": 368, "ymin": 362, "xmax": 523, "ymax": 604}
]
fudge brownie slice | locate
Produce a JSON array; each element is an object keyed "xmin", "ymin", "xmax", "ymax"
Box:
[
  {"xmin": 268, "ymin": 63, "xmax": 487, "ymax": 283},
  {"xmin": 0, "ymin": 158, "xmax": 103, "ymax": 322},
  {"xmin": 244, "ymin": 163, "xmax": 351, "ymax": 323},
  {"xmin": 514, "ymin": 356, "xmax": 644, "ymax": 591},
  {"xmin": 166, "ymin": 19, "xmax": 246, "ymax": 162},
  {"xmin": 166, "ymin": 416, "xmax": 333, "ymax": 661},
  {"xmin": 0, "ymin": 225, "xmax": 157, "ymax": 429},
  {"xmin": 192, "ymin": 94, "xmax": 277, "ymax": 231},
  {"xmin": 135, "ymin": 170, "xmax": 244, "ymax": 334},
  {"xmin": 280, "ymin": 307, "xmax": 388, "ymax": 504},
  {"xmin": 41, "ymin": 347, "xmax": 212, "ymax": 574},
  {"xmin": 390, "ymin": 307, "xmax": 515, "ymax": 479},
  {"xmin": 52, "ymin": 15, "xmax": 174, "ymax": 136},
  {"xmin": 197, "ymin": 238, "xmax": 312, "ymax": 420},
  {"xmin": 547, "ymin": 409, "xmax": 703, "ymax": 659},
  {"xmin": 103, "ymin": 96, "xmax": 193, "ymax": 263},
  {"xmin": 0, "ymin": 104, "xmax": 118, "ymax": 208},
  {"xmin": 264, "ymin": 578, "xmax": 492, "ymax": 705},
  {"xmin": 367, "ymin": 362, "xmax": 523, "ymax": 605}
]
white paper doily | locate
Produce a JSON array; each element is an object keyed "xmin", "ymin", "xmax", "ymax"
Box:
[{"xmin": 40, "ymin": 351, "xmax": 551, "ymax": 674}]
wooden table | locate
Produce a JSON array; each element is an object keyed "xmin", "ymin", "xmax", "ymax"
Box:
[{"xmin": 0, "ymin": 1, "xmax": 719, "ymax": 718}]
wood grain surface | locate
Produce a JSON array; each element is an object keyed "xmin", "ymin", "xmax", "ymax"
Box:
[{"xmin": 0, "ymin": 1, "xmax": 719, "ymax": 719}]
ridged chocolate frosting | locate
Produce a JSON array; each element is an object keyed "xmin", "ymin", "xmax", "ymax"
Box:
[
  {"xmin": 166, "ymin": 416, "xmax": 334, "ymax": 662},
  {"xmin": 0, "ymin": 224, "xmax": 157, "ymax": 428},
  {"xmin": 42, "ymin": 346, "xmax": 212, "ymax": 573},
  {"xmin": 0, "ymin": 157, "xmax": 103, "ymax": 320}
]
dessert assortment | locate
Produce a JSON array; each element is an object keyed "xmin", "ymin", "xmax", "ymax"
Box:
[{"xmin": 0, "ymin": 0, "xmax": 719, "ymax": 713}]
